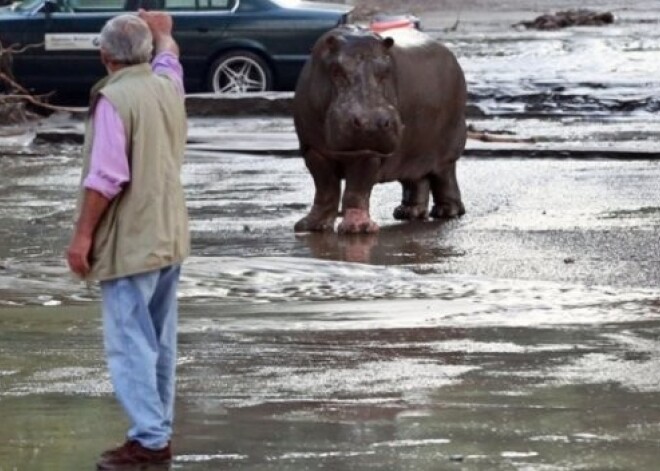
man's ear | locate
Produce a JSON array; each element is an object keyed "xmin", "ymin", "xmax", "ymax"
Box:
[
  {"xmin": 100, "ymin": 48, "xmax": 110, "ymax": 67},
  {"xmin": 99, "ymin": 48, "xmax": 117, "ymax": 72}
]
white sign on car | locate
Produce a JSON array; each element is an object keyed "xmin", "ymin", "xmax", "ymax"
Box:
[{"xmin": 45, "ymin": 33, "xmax": 100, "ymax": 51}]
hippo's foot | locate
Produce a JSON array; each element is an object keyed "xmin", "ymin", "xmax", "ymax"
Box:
[
  {"xmin": 393, "ymin": 204, "xmax": 429, "ymax": 221},
  {"xmin": 430, "ymin": 200, "xmax": 465, "ymax": 219},
  {"xmin": 294, "ymin": 212, "xmax": 336, "ymax": 233},
  {"xmin": 338, "ymin": 208, "xmax": 379, "ymax": 234}
]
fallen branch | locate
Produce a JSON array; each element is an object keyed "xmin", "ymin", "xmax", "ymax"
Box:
[
  {"xmin": 3, "ymin": 42, "xmax": 45, "ymax": 55},
  {"xmin": 1, "ymin": 41, "xmax": 86, "ymax": 116},
  {"xmin": 0, "ymin": 70, "xmax": 32, "ymax": 96},
  {"xmin": 0, "ymin": 91, "xmax": 86, "ymax": 114},
  {"xmin": 1, "ymin": 41, "xmax": 46, "ymax": 90}
]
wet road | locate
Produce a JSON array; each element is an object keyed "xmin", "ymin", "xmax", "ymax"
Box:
[
  {"xmin": 2, "ymin": 3, "xmax": 660, "ymax": 470},
  {"xmin": 2, "ymin": 294, "xmax": 660, "ymax": 470},
  {"xmin": 3, "ymin": 139, "xmax": 660, "ymax": 471}
]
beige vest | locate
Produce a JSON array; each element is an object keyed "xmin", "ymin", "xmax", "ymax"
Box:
[{"xmin": 79, "ymin": 63, "xmax": 189, "ymax": 281}]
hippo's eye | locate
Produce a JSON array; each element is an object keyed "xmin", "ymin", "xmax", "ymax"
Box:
[
  {"xmin": 373, "ymin": 58, "xmax": 391, "ymax": 80},
  {"xmin": 329, "ymin": 63, "xmax": 345, "ymax": 78}
]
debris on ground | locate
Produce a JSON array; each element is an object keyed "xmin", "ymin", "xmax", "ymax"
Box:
[
  {"xmin": 1, "ymin": 40, "xmax": 84, "ymax": 124},
  {"xmin": 467, "ymin": 124, "xmax": 536, "ymax": 144},
  {"xmin": 515, "ymin": 9, "xmax": 615, "ymax": 30}
]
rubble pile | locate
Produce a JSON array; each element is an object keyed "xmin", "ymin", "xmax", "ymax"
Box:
[{"xmin": 517, "ymin": 9, "xmax": 615, "ymax": 30}]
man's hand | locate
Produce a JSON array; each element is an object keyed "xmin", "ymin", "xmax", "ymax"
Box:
[
  {"xmin": 67, "ymin": 189, "xmax": 112, "ymax": 279},
  {"xmin": 138, "ymin": 9, "xmax": 179, "ymax": 57},
  {"xmin": 67, "ymin": 232, "xmax": 93, "ymax": 278},
  {"xmin": 138, "ymin": 9, "xmax": 173, "ymax": 39}
]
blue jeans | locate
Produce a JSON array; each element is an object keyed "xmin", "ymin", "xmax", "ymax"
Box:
[{"xmin": 100, "ymin": 265, "xmax": 180, "ymax": 450}]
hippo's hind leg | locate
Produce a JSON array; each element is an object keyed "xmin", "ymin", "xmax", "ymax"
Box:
[
  {"xmin": 429, "ymin": 161, "xmax": 465, "ymax": 219},
  {"xmin": 294, "ymin": 149, "xmax": 341, "ymax": 232},
  {"xmin": 393, "ymin": 179, "xmax": 430, "ymax": 220}
]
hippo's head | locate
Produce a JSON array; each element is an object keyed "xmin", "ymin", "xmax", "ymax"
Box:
[{"xmin": 314, "ymin": 28, "xmax": 403, "ymax": 158}]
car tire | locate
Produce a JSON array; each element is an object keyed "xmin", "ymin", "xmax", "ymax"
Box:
[{"xmin": 207, "ymin": 51, "xmax": 273, "ymax": 94}]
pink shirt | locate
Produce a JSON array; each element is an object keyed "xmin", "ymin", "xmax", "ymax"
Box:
[{"xmin": 83, "ymin": 52, "xmax": 184, "ymax": 199}]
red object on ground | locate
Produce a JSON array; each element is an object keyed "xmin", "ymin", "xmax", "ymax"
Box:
[{"xmin": 370, "ymin": 18, "xmax": 416, "ymax": 33}]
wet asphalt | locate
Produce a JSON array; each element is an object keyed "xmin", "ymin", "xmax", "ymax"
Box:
[{"xmin": 2, "ymin": 3, "xmax": 660, "ymax": 470}]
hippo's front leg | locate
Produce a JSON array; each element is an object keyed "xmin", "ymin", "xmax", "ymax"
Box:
[
  {"xmin": 338, "ymin": 158, "xmax": 380, "ymax": 234},
  {"xmin": 295, "ymin": 149, "xmax": 341, "ymax": 232}
]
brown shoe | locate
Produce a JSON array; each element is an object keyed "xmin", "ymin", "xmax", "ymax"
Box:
[{"xmin": 97, "ymin": 440, "xmax": 171, "ymax": 470}]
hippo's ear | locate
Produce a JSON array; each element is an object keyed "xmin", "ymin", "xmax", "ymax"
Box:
[
  {"xmin": 382, "ymin": 37, "xmax": 395, "ymax": 49},
  {"xmin": 313, "ymin": 34, "xmax": 343, "ymax": 57},
  {"xmin": 325, "ymin": 35, "xmax": 342, "ymax": 54}
]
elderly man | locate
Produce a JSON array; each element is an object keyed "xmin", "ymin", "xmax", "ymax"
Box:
[{"xmin": 67, "ymin": 10, "xmax": 188, "ymax": 470}]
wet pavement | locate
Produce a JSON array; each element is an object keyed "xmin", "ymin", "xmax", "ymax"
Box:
[{"xmin": 2, "ymin": 2, "xmax": 660, "ymax": 470}]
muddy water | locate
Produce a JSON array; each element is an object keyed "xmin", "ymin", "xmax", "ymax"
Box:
[
  {"xmin": 2, "ymin": 5, "xmax": 660, "ymax": 471},
  {"xmin": 2, "ymin": 145, "xmax": 660, "ymax": 470},
  {"xmin": 444, "ymin": 3, "xmax": 660, "ymax": 119},
  {"xmin": 2, "ymin": 292, "xmax": 660, "ymax": 470},
  {"xmin": 2, "ymin": 149, "xmax": 660, "ymax": 305}
]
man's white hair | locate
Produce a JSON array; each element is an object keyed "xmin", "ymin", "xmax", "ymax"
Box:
[{"xmin": 100, "ymin": 14, "xmax": 153, "ymax": 65}]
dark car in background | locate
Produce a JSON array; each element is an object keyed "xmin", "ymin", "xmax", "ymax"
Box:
[{"xmin": 0, "ymin": 0, "xmax": 351, "ymax": 99}]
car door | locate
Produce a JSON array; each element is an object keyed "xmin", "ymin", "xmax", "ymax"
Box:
[
  {"xmin": 166, "ymin": 0, "xmax": 232, "ymax": 92},
  {"xmin": 41, "ymin": 0, "xmax": 123, "ymax": 95},
  {"xmin": 9, "ymin": 0, "xmax": 123, "ymax": 96}
]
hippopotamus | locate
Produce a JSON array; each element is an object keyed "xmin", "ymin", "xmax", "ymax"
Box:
[{"xmin": 293, "ymin": 25, "xmax": 467, "ymax": 234}]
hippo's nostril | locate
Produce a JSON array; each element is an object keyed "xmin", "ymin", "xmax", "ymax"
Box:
[
  {"xmin": 352, "ymin": 117, "xmax": 363, "ymax": 129},
  {"xmin": 378, "ymin": 117, "xmax": 391, "ymax": 129}
]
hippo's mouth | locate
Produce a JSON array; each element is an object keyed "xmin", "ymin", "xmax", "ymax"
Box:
[
  {"xmin": 315, "ymin": 147, "xmax": 398, "ymax": 161},
  {"xmin": 314, "ymin": 128, "xmax": 404, "ymax": 161}
]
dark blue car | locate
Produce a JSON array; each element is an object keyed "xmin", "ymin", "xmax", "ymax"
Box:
[{"xmin": 0, "ymin": 0, "xmax": 352, "ymax": 97}]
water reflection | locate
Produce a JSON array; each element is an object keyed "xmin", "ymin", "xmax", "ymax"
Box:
[
  {"xmin": 300, "ymin": 222, "xmax": 462, "ymax": 265},
  {"xmin": 302, "ymin": 233, "xmax": 379, "ymax": 264}
]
